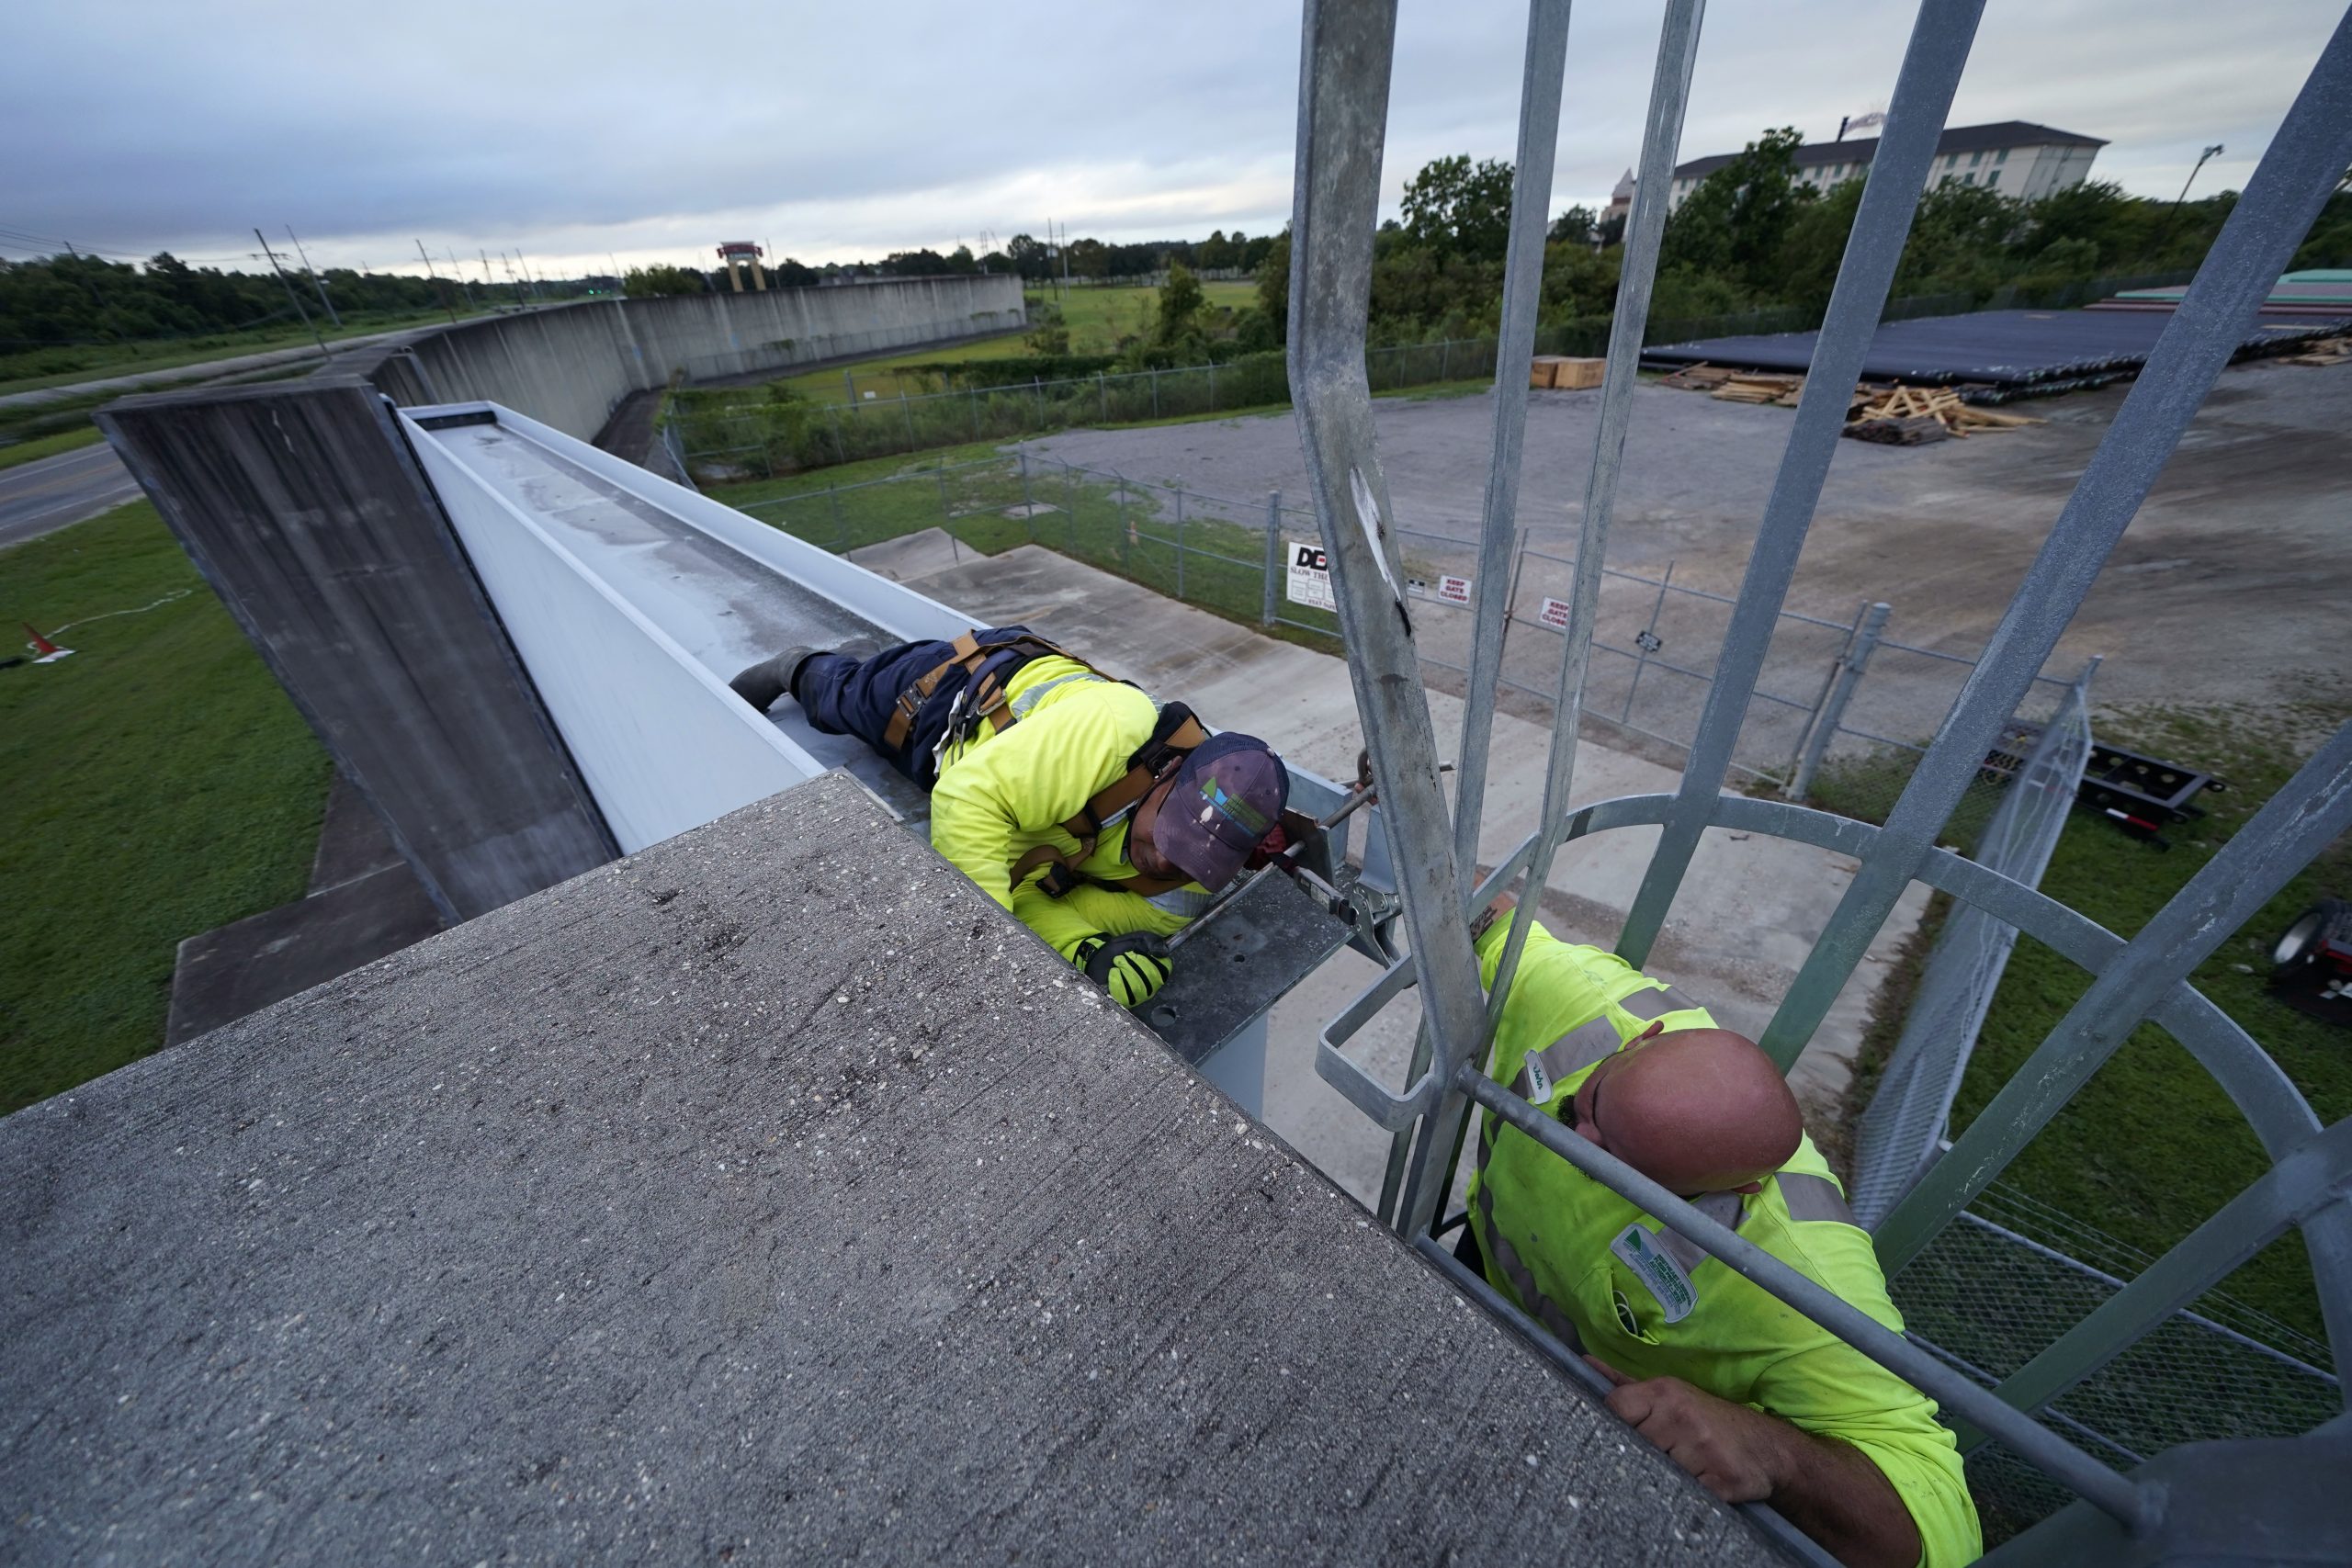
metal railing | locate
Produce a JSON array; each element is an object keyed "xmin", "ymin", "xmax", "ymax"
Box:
[
  {"xmin": 1849, "ymin": 676, "xmax": 2096, "ymax": 1230},
  {"xmin": 1288, "ymin": 0, "xmax": 2352, "ymax": 1562}
]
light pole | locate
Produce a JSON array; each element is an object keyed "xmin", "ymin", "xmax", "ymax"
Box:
[{"xmin": 2167, "ymin": 142, "xmax": 2226, "ymax": 223}]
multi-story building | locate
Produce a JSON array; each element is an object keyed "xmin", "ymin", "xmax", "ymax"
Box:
[{"xmin": 1667, "ymin": 120, "xmax": 2107, "ymax": 210}]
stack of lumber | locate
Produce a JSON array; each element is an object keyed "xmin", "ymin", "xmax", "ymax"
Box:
[
  {"xmin": 1659, "ymin": 362, "xmax": 1734, "ymax": 390},
  {"xmin": 2280, "ymin": 336, "xmax": 2349, "ymax": 367},
  {"xmin": 1531, "ymin": 355, "xmax": 1607, "ymax": 389},
  {"xmin": 1710, "ymin": 371, "xmax": 1804, "ymax": 406},
  {"xmin": 1845, "ymin": 385, "xmax": 2042, "ymax": 440}
]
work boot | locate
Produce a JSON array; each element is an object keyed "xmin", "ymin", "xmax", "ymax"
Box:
[
  {"xmin": 729, "ymin": 637, "xmax": 883, "ymax": 713},
  {"xmin": 729, "ymin": 646, "xmax": 816, "ymax": 713}
]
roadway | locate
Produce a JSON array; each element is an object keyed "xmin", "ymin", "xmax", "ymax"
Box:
[{"xmin": 0, "ymin": 441, "xmax": 144, "ymax": 550}]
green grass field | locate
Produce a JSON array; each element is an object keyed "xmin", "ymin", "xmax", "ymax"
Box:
[
  {"xmin": 0, "ymin": 502, "xmax": 333, "ymax": 1113},
  {"xmin": 1833, "ymin": 703, "xmax": 2352, "ymax": 1341},
  {"xmin": 703, "ymin": 444, "xmax": 1342, "ymax": 653},
  {"xmin": 754, "ymin": 280, "xmax": 1261, "ymax": 407},
  {"xmin": 0, "ymin": 425, "xmax": 107, "ymax": 471}
]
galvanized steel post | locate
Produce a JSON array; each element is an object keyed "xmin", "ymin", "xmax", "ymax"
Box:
[
  {"xmin": 1616, "ymin": 0, "xmax": 1984, "ymax": 976},
  {"xmin": 1262, "ymin": 492, "xmax": 1282, "ymax": 627},
  {"xmin": 1287, "ymin": 0, "xmax": 1492, "ymax": 1245},
  {"xmin": 1451, "ymin": 0, "xmax": 1571, "ymax": 873},
  {"xmin": 1790, "ymin": 600, "xmax": 1891, "ymax": 803},
  {"xmin": 1475, "ymin": 0, "xmax": 1712, "ymax": 1060}
]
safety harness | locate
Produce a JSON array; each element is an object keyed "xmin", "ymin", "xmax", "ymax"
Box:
[
  {"xmin": 879, "ymin": 629, "xmax": 1210, "ymax": 898},
  {"xmin": 1007, "ymin": 703, "xmax": 1210, "ymax": 899}
]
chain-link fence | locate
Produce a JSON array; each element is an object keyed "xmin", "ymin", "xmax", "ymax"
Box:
[
  {"xmin": 1892, "ymin": 1182, "xmax": 2341, "ymax": 1543},
  {"xmin": 700, "ymin": 448, "xmax": 2092, "ymax": 804}
]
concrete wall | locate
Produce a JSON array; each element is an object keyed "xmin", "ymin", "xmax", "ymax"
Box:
[
  {"xmin": 97, "ymin": 380, "xmax": 619, "ymax": 922},
  {"xmin": 384, "ymin": 274, "xmax": 1025, "ymax": 439}
]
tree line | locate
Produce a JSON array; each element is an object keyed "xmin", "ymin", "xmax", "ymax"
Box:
[
  {"xmin": 0, "ymin": 251, "xmax": 571, "ymax": 349},
  {"xmin": 1243, "ymin": 136, "xmax": 2351, "ymax": 353}
]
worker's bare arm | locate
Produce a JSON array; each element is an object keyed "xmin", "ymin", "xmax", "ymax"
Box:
[{"xmin": 1588, "ymin": 1359, "xmax": 1921, "ymax": 1568}]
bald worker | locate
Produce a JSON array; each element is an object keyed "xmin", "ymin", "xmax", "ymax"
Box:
[{"xmin": 1463, "ymin": 899, "xmax": 1980, "ymax": 1568}]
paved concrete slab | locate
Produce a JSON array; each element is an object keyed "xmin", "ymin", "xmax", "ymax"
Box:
[
  {"xmin": 847, "ymin": 525, "xmax": 969, "ymax": 583},
  {"xmin": 162, "ymin": 861, "xmax": 444, "ymax": 1047},
  {"xmin": 901, "ymin": 547, "xmax": 1926, "ymax": 1193},
  {"xmin": 1, "ymin": 773, "xmax": 1764, "ymax": 1566}
]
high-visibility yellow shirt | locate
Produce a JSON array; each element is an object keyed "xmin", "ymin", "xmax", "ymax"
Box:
[
  {"xmin": 1469, "ymin": 915, "xmax": 1981, "ymax": 1568},
  {"xmin": 927, "ymin": 657, "xmax": 1196, "ymax": 959}
]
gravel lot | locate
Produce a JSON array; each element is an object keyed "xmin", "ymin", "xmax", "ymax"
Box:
[{"xmin": 1023, "ymin": 359, "xmax": 2352, "ymax": 759}]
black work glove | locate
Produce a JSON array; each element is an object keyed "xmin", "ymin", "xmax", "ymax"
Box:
[{"xmin": 1073, "ymin": 931, "xmax": 1173, "ymax": 1009}]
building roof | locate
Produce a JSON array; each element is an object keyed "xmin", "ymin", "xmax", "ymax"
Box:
[{"xmin": 1673, "ymin": 120, "xmax": 2108, "ymax": 182}]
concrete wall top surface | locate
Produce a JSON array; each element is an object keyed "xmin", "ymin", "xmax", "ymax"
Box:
[
  {"xmin": 0, "ymin": 773, "xmax": 1757, "ymax": 1566},
  {"xmin": 368, "ymin": 274, "xmax": 1026, "ymax": 440}
]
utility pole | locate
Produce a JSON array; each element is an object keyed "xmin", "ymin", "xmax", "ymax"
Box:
[
  {"xmin": 446, "ymin": 249, "xmax": 477, "ymax": 310},
  {"xmin": 257, "ymin": 229, "xmax": 333, "ymax": 356},
  {"xmin": 608, "ymin": 253, "xmax": 624, "ymax": 296},
  {"xmin": 415, "ymin": 239, "xmax": 460, "ymax": 325},
  {"xmin": 285, "ymin": 226, "xmax": 342, "ymax": 327},
  {"xmin": 499, "ymin": 252, "xmax": 527, "ymax": 306},
  {"xmin": 514, "ymin": 252, "xmax": 544, "ymax": 301}
]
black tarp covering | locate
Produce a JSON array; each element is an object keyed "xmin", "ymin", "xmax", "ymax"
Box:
[{"xmin": 1643, "ymin": 308, "xmax": 2348, "ymax": 393}]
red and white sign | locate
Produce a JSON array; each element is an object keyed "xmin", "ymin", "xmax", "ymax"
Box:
[
  {"xmin": 1434, "ymin": 574, "xmax": 1473, "ymax": 606},
  {"xmin": 1538, "ymin": 596, "xmax": 1572, "ymax": 631}
]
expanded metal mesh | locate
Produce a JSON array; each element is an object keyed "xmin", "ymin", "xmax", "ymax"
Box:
[
  {"xmin": 1848, "ymin": 681, "xmax": 2092, "ymax": 1227},
  {"xmin": 1893, "ymin": 1182, "xmax": 2341, "ymax": 1541}
]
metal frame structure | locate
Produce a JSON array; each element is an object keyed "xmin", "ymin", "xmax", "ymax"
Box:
[{"xmin": 1289, "ymin": 0, "xmax": 2352, "ymax": 1557}]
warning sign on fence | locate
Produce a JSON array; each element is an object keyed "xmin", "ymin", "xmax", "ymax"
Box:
[
  {"xmin": 1286, "ymin": 541, "xmax": 1335, "ymax": 611},
  {"xmin": 1538, "ymin": 596, "xmax": 1572, "ymax": 630},
  {"xmin": 1408, "ymin": 573, "xmax": 1475, "ymax": 606}
]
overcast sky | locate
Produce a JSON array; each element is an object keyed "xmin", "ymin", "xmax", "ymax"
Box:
[{"xmin": 4, "ymin": 1, "xmax": 2340, "ymax": 279}]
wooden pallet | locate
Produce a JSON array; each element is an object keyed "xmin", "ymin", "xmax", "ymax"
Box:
[{"xmin": 1847, "ymin": 384, "xmax": 2043, "ymax": 439}]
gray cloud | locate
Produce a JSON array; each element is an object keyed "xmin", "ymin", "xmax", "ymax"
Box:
[{"xmin": 3, "ymin": 0, "xmax": 2338, "ymax": 276}]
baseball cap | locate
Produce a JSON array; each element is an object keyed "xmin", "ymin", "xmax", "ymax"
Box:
[{"xmin": 1156, "ymin": 733, "xmax": 1288, "ymax": 889}]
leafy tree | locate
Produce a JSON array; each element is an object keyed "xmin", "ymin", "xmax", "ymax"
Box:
[
  {"xmin": 1195, "ymin": 230, "xmax": 1237, "ymax": 270},
  {"xmin": 1256, "ymin": 231, "xmax": 1291, "ymax": 342},
  {"xmin": 1153, "ymin": 263, "xmax": 1205, "ymax": 345},
  {"xmin": 1401, "ymin": 153, "xmax": 1517, "ymax": 260},
  {"xmin": 624, "ymin": 265, "xmax": 707, "ymax": 298},
  {"xmin": 1005, "ymin": 233, "xmax": 1052, "ymax": 280},
  {"xmin": 1548, "ymin": 205, "xmax": 1596, "ymax": 246},
  {"xmin": 1659, "ymin": 127, "xmax": 1814, "ymax": 290},
  {"xmin": 1597, "ymin": 210, "xmax": 1627, "ymax": 248}
]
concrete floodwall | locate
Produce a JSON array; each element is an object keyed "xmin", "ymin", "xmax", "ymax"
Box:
[
  {"xmin": 389, "ymin": 275, "xmax": 1026, "ymax": 439},
  {"xmin": 97, "ymin": 380, "xmax": 620, "ymax": 921}
]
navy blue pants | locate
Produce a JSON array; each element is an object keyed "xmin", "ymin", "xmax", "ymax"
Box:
[{"xmin": 796, "ymin": 626, "xmax": 1040, "ymax": 788}]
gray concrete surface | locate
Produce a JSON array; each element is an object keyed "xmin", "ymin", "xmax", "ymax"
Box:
[
  {"xmin": 0, "ymin": 773, "xmax": 1765, "ymax": 1566},
  {"xmin": 1024, "ymin": 360, "xmax": 2352, "ymax": 727},
  {"xmin": 164, "ymin": 774, "xmax": 444, "ymax": 1046},
  {"xmin": 0, "ymin": 328, "xmax": 422, "ymax": 412},
  {"xmin": 0, "ymin": 440, "xmax": 142, "ymax": 549},
  {"xmin": 898, "ymin": 547, "xmax": 1926, "ymax": 1196},
  {"xmin": 376, "ymin": 277, "xmax": 1024, "ymax": 442},
  {"xmin": 100, "ymin": 379, "xmax": 617, "ymax": 920}
]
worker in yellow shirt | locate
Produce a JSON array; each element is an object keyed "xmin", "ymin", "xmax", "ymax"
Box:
[
  {"xmin": 731, "ymin": 626, "xmax": 1288, "ymax": 1010},
  {"xmin": 1464, "ymin": 900, "xmax": 1980, "ymax": 1568}
]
